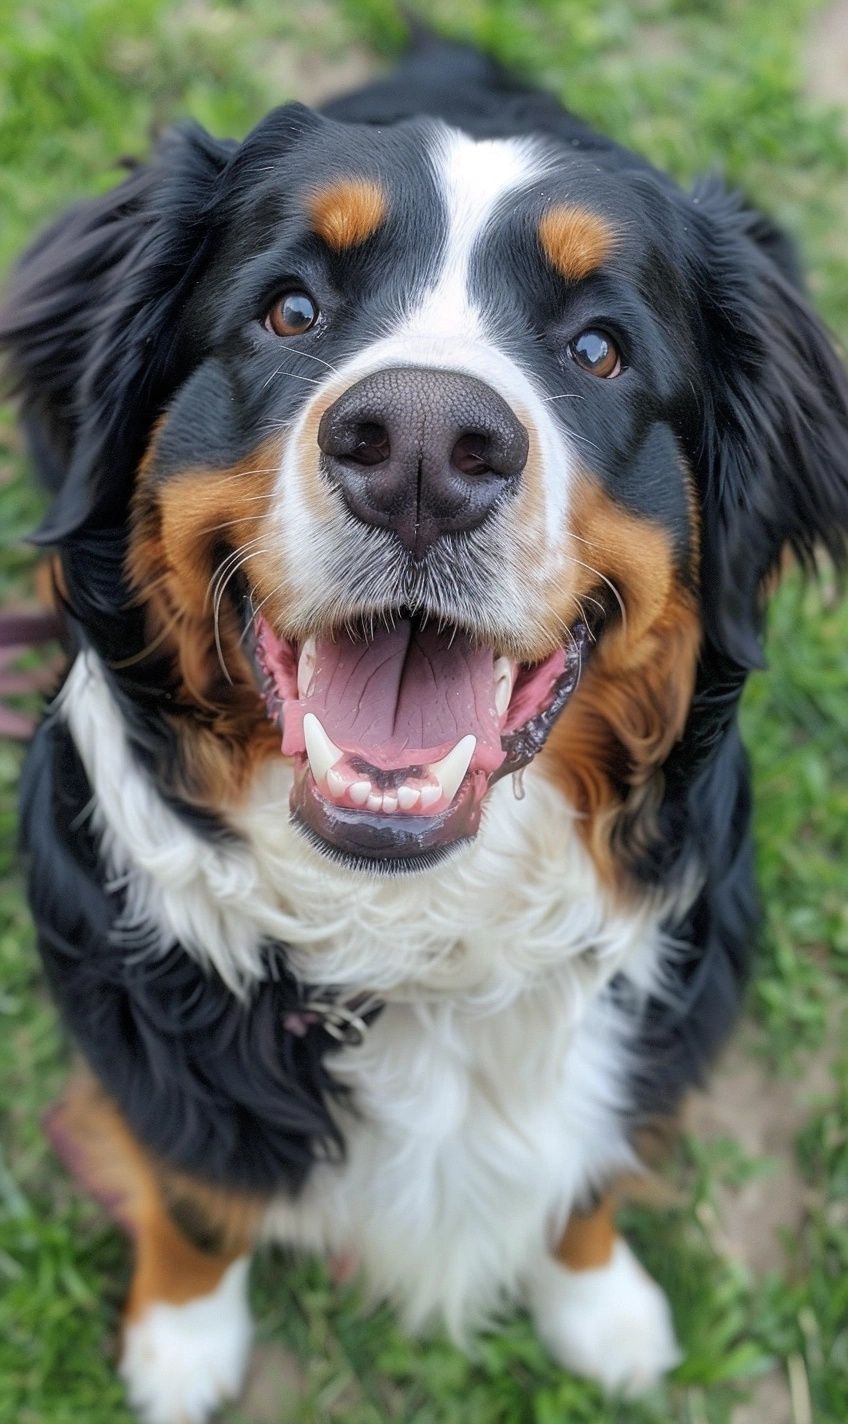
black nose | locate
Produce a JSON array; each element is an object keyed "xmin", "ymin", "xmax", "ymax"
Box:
[{"xmin": 317, "ymin": 367, "xmax": 529, "ymax": 557}]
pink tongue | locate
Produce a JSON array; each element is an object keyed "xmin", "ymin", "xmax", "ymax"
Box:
[{"xmin": 282, "ymin": 620, "xmax": 506, "ymax": 773}]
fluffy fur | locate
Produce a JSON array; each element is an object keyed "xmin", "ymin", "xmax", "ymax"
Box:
[{"xmin": 3, "ymin": 31, "xmax": 848, "ymax": 1421}]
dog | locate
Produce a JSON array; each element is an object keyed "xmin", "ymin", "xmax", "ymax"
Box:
[{"xmin": 2, "ymin": 32, "xmax": 847, "ymax": 1424}]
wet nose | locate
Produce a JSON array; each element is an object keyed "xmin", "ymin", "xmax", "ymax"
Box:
[{"xmin": 317, "ymin": 366, "xmax": 529, "ymax": 557}]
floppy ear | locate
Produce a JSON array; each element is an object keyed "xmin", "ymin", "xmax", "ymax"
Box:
[
  {"xmin": 0, "ymin": 124, "xmax": 233, "ymax": 543},
  {"xmin": 687, "ymin": 178, "xmax": 848, "ymax": 669}
]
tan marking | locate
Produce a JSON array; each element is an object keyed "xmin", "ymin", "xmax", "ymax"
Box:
[
  {"xmin": 45, "ymin": 1072, "xmax": 261, "ymax": 1319},
  {"xmin": 308, "ymin": 178, "xmax": 387, "ymax": 251},
  {"xmin": 556, "ymin": 1196, "xmax": 617, "ymax": 1272},
  {"xmin": 541, "ymin": 475, "xmax": 701, "ymax": 889},
  {"xmin": 538, "ymin": 204, "xmax": 616, "ymax": 281},
  {"xmin": 35, "ymin": 554, "xmax": 64, "ymax": 609},
  {"xmin": 127, "ymin": 440, "xmax": 284, "ymax": 806}
]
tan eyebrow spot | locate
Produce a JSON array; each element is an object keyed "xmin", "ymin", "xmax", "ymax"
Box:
[
  {"xmin": 307, "ymin": 178, "xmax": 387, "ymax": 251},
  {"xmin": 538, "ymin": 204, "xmax": 616, "ymax": 281}
]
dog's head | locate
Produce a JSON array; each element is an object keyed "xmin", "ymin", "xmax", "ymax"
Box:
[{"xmin": 3, "ymin": 99, "xmax": 848, "ymax": 874}]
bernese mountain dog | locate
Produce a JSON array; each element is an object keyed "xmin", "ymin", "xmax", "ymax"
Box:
[{"xmin": 2, "ymin": 32, "xmax": 847, "ymax": 1424}]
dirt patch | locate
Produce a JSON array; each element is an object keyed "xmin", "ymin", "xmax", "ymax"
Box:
[
  {"xmin": 687, "ymin": 1025, "xmax": 838, "ymax": 1424},
  {"xmin": 687, "ymin": 1027, "xmax": 834, "ymax": 1275},
  {"xmin": 804, "ymin": 0, "xmax": 848, "ymax": 111},
  {"xmin": 254, "ymin": 37, "xmax": 377, "ymax": 110},
  {"xmin": 170, "ymin": 0, "xmax": 378, "ymax": 111},
  {"xmin": 225, "ymin": 1340, "xmax": 307, "ymax": 1423},
  {"xmin": 732, "ymin": 1369, "xmax": 793, "ymax": 1424}
]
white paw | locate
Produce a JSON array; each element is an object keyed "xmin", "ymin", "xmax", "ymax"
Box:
[
  {"xmin": 528, "ymin": 1239, "xmax": 681, "ymax": 1397},
  {"xmin": 120, "ymin": 1257, "xmax": 253, "ymax": 1424}
]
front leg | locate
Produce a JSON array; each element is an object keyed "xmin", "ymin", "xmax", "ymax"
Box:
[
  {"xmin": 527, "ymin": 1196, "xmax": 681, "ymax": 1397},
  {"xmin": 46, "ymin": 1075, "xmax": 258, "ymax": 1424},
  {"xmin": 121, "ymin": 1194, "xmax": 254, "ymax": 1424}
]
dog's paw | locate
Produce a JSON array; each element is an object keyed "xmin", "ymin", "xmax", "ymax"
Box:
[
  {"xmin": 119, "ymin": 1258, "xmax": 253, "ymax": 1424},
  {"xmin": 528, "ymin": 1239, "xmax": 681, "ymax": 1397}
]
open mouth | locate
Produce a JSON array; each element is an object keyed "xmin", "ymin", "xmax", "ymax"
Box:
[{"xmin": 253, "ymin": 612, "xmax": 590, "ymax": 870}]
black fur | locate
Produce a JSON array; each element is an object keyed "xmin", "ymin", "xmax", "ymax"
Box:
[
  {"xmin": 21, "ymin": 705, "xmax": 350, "ymax": 1193},
  {"xmin": 3, "ymin": 35, "xmax": 848, "ymax": 1193}
]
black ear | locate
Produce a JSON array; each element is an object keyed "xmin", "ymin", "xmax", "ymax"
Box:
[
  {"xmin": 687, "ymin": 178, "xmax": 848, "ymax": 669},
  {"xmin": 0, "ymin": 124, "xmax": 233, "ymax": 543}
]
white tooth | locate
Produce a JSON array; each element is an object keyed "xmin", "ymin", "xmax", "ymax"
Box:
[
  {"xmin": 429, "ymin": 735, "xmax": 476, "ymax": 805},
  {"xmin": 419, "ymin": 784, "xmax": 441, "ymax": 810},
  {"xmin": 397, "ymin": 785, "xmax": 420, "ymax": 811},
  {"xmin": 349, "ymin": 780, "xmax": 371, "ymax": 806},
  {"xmin": 327, "ymin": 766, "xmax": 347, "ymax": 798},
  {"xmin": 367, "ymin": 792, "xmax": 383, "ymax": 812},
  {"xmin": 303, "ymin": 713, "xmax": 343, "ymax": 784},
  {"xmin": 297, "ymin": 637, "xmax": 317, "ymax": 698},
  {"xmin": 493, "ymin": 656, "xmax": 514, "ymax": 717},
  {"xmin": 382, "ymin": 793, "xmax": 398, "ymax": 813}
]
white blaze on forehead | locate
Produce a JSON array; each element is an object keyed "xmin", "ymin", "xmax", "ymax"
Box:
[{"xmin": 413, "ymin": 126, "xmax": 552, "ymax": 342}]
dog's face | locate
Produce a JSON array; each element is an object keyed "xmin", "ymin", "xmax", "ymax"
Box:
[
  {"xmin": 4, "ymin": 102, "xmax": 848, "ymax": 875},
  {"xmin": 129, "ymin": 112, "xmax": 703, "ymax": 870}
]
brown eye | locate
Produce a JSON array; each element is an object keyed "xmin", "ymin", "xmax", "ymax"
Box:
[
  {"xmin": 266, "ymin": 289, "xmax": 318, "ymax": 337},
  {"xmin": 568, "ymin": 328, "xmax": 621, "ymax": 378}
]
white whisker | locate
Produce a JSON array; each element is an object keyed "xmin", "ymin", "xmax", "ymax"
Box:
[
  {"xmin": 212, "ymin": 542, "xmax": 270, "ymax": 684},
  {"xmin": 237, "ymin": 577, "xmax": 288, "ymax": 647},
  {"xmin": 565, "ymin": 428, "xmax": 601, "ymax": 454},
  {"xmin": 287, "ymin": 349, "xmax": 341, "ymax": 376},
  {"xmin": 207, "ymin": 536, "xmax": 267, "ymax": 611},
  {"xmin": 200, "ymin": 505, "xmax": 275, "ymax": 536},
  {"xmin": 261, "ymin": 361, "xmax": 324, "ymax": 392},
  {"xmin": 560, "ymin": 554, "xmax": 627, "ymax": 630}
]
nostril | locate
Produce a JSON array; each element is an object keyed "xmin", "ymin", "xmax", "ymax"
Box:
[
  {"xmin": 451, "ymin": 432, "xmax": 493, "ymax": 478},
  {"xmin": 343, "ymin": 421, "xmax": 391, "ymax": 468}
]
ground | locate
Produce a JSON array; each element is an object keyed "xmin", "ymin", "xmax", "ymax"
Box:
[{"xmin": 0, "ymin": 2, "xmax": 847, "ymax": 1422}]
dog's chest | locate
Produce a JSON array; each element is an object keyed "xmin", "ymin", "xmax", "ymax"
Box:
[
  {"xmin": 251, "ymin": 776, "xmax": 660, "ymax": 1333},
  {"xmin": 262, "ymin": 984, "xmax": 638, "ymax": 1332}
]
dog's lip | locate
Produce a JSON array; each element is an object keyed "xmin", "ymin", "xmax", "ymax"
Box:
[
  {"xmin": 250, "ymin": 612, "xmax": 592, "ymax": 866},
  {"xmin": 290, "ymin": 761, "xmax": 483, "ymax": 872}
]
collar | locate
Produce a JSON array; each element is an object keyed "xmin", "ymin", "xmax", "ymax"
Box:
[{"xmin": 282, "ymin": 990, "xmax": 383, "ymax": 1047}]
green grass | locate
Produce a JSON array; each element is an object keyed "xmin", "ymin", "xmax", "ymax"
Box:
[{"xmin": 1, "ymin": 1, "xmax": 847, "ymax": 1421}]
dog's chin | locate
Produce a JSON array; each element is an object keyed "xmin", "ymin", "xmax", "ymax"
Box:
[
  {"xmin": 290, "ymin": 774, "xmax": 479, "ymax": 875},
  {"xmin": 250, "ymin": 609, "xmax": 593, "ymax": 873}
]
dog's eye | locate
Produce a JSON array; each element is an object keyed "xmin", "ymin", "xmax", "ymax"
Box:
[
  {"xmin": 266, "ymin": 290, "xmax": 319, "ymax": 337},
  {"xmin": 567, "ymin": 328, "xmax": 621, "ymax": 379}
]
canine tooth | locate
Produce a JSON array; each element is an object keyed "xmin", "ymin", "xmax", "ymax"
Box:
[
  {"xmin": 303, "ymin": 713, "xmax": 343, "ymax": 784},
  {"xmin": 382, "ymin": 793, "xmax": 398, "ymax": 813},
  {"xmin": 429, "ymin": 735, "xmax": 476, "ymax": 805},
  {"xmin": 367, "ymin": 792, "xmax": 383, "ymax": 812},
  {"xmin": 327, "ymin": 766, "xmax": 348, "ymax": 798},
  {"xmin": 349, "ymin": 780, "xmax": 371, "ymax": 806},
  {"xmin": 298, "ymin": 637, "xmax": 317, "ymax": 699},
  {"xmin": 397, "ymin": 785, "xmax": 420, "ymax": 811},
  {"xmin": 419, "ymin": 784, "xmax": 441, "ymax": 810},
  {"xmin": 493, "ymin": 656, "xmax": 514, "ymax": 717}
]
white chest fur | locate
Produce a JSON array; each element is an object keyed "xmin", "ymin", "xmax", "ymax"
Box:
[
  {"xmin": 264, "ymin": 989, "xmax": 641, "ymax": 1336},
  {"xmin": 60, "ymin": 652, "xmax": 671, "ymax": 1331}
]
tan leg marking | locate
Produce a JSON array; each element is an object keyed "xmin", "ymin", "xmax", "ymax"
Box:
[
  {"xmin": 45, "ymin": 1072, "xmax": 261, "ymax": 1319},
  {"xmin": 555, "ymin": 1196, "xmax": 617, "ymax": 1273},
  {"xmin": 531, "ymin": 1194, "xmax": 681, "ymax": 1393},
  {"xmin": 125, "ymin": 1184, "xmax": 249, "ymax": 1322}
]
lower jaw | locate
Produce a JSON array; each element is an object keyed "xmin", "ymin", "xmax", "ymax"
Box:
[{"xmin": 290, "ymin": 763, "xmax": 485, "ymax": 874}]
